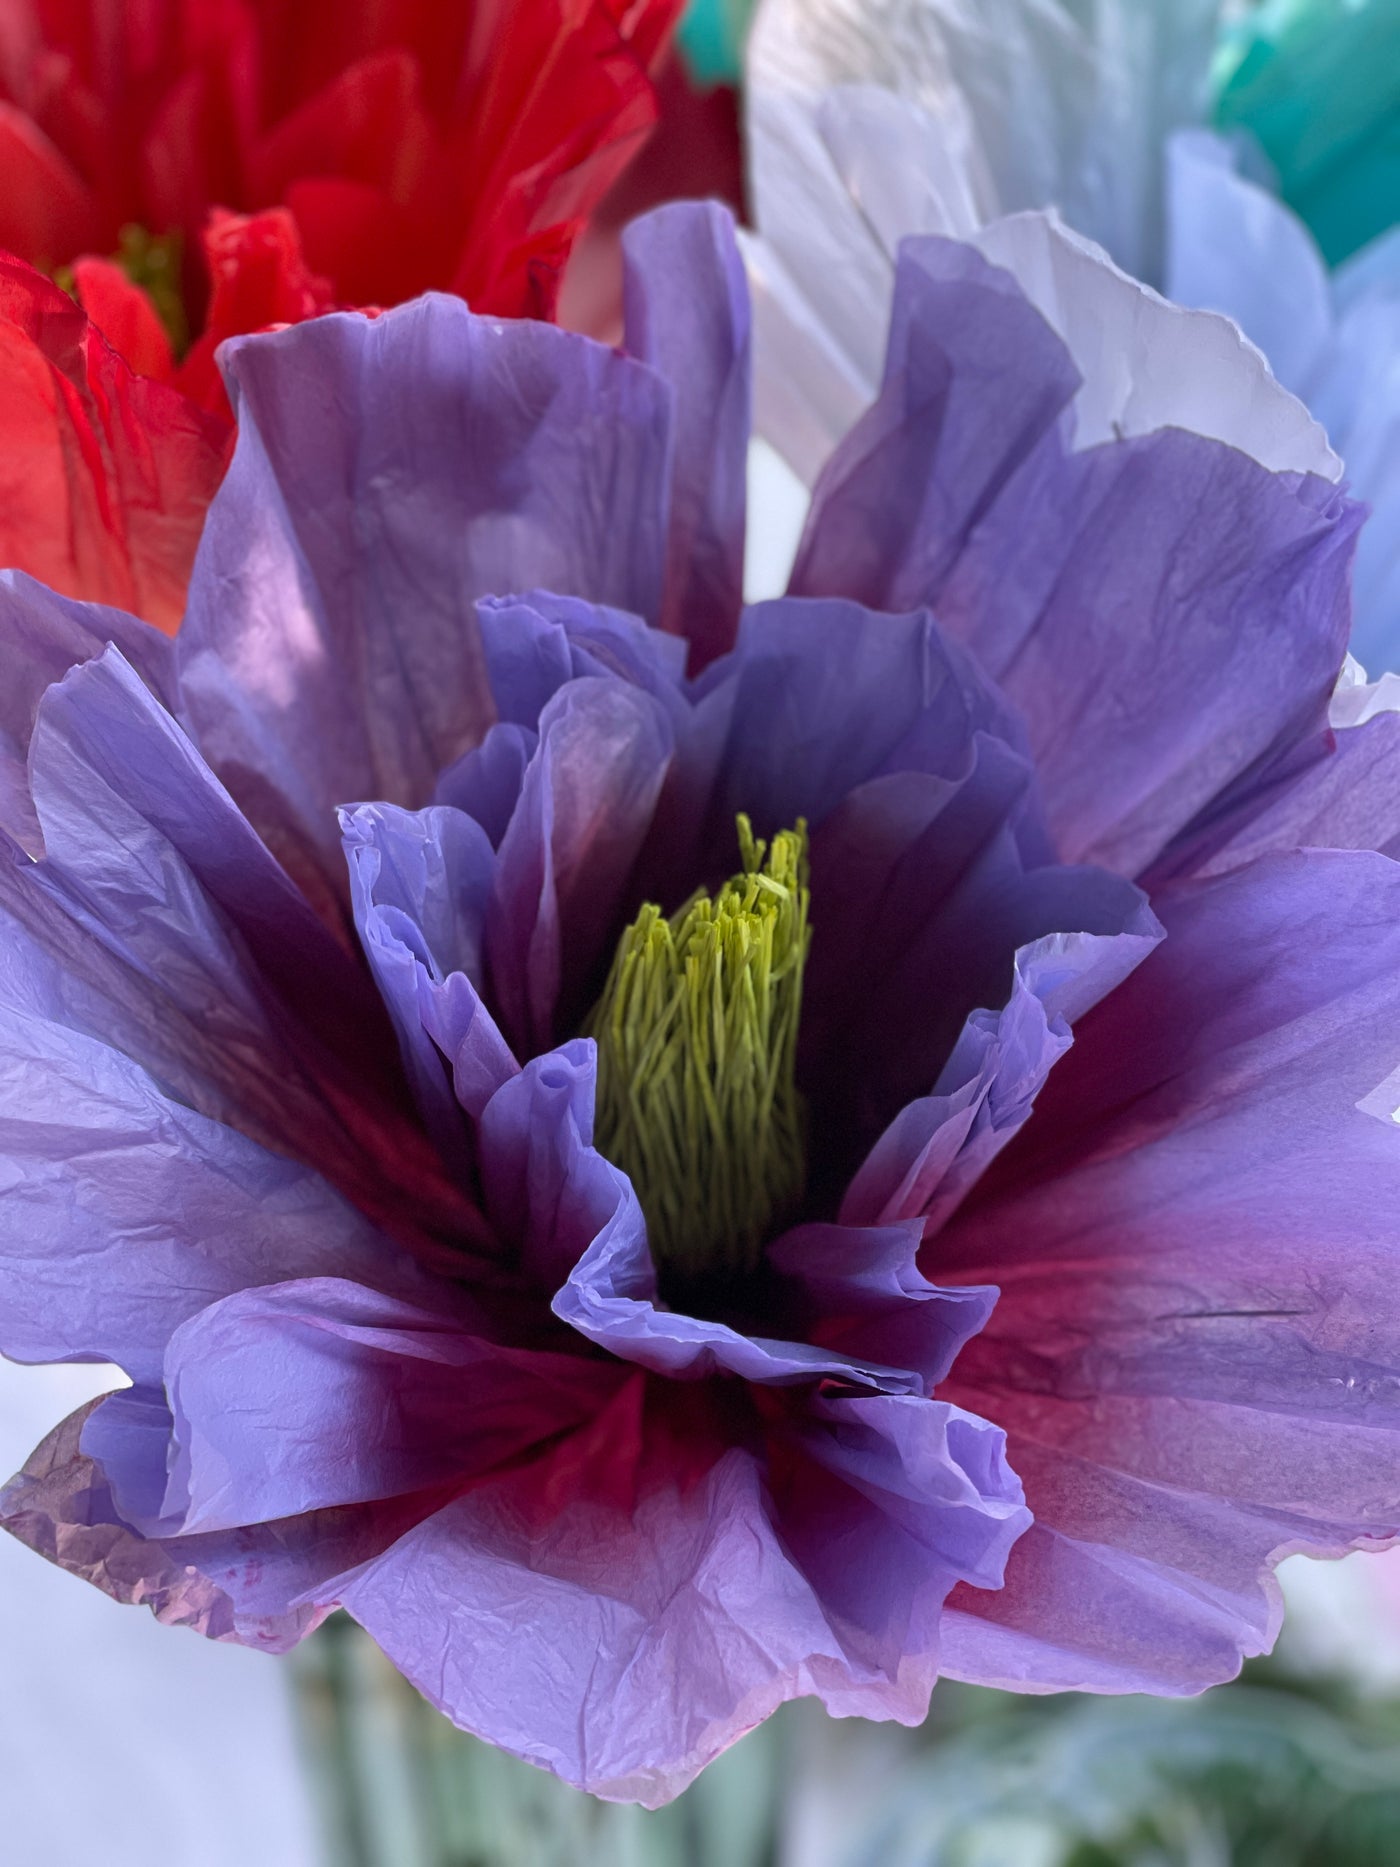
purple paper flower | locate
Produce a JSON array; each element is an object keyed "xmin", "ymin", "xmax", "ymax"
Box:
[{"xmin": 1, "ymin": 200, "xmax": 1397, "ymax": 1805}]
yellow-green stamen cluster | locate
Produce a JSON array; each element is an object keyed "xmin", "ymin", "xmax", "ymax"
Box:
[{"xmin": 588, "ymin": 816, "xmax": 811, "ymax": 1285}]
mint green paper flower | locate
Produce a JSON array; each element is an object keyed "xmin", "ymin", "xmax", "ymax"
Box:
[
  {"xmin": 677, "ymin": 0, "xmax": 755, "ymax": 85},
  {"xmin": 1214, "ymin": 0, "xmax": 1400, "ymax": 265}
]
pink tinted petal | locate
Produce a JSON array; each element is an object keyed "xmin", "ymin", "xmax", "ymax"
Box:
[{"xmin": 0, "ymin": 1399, "xmax": 440, "ymax": 1652}]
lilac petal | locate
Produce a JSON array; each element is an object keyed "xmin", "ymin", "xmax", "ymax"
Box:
[
  {"xmin": 937, "ymin": 848, "xmax": 1400, "ymax": 1692},
  {"xmin": 1160, "ymin": 711, "xmax": 1400, "ymax": 881},
  {"xmin": 36, "ymin": 648, "xmax": 390, "ymax": 1063},
  {"xmin": 938, "ymin": 1450, "xmax": 1328, "ymax": 1696},
  {"xmin": 694, "ymin": 596, "xmax": 1028, "ymax": 852},
  {"xmin": 332, "ymin": 1387, "xmax": 1024, "ymax": 1804},
  {"xmin": 842, "ymin": 920, "xmax": 1162, "ymax": 1233},
  {"xmin": 342, "ymin": 801, "xmax": 514, "ymax": 1165},
  {"xmin": 937, "ymin": 435, "xmax": 1362, "ymax": 876},
  {"xmin": 24, "ymin": 646, "xmax": 460, "ymax": 1241},
  {"xmin": 780, "ymin": 1392, "xmax": 1029, "ymax": 1611},
  {"xmin": 766, "ymin": 1222, "xmax": 996, "ymax": 1391},
  {"xmin": 126, "ymin": 1278, "xmax": 619, "ymax": 1536},
  {"xmin": 802, "ymin": 747, "xmax": 1035, "ymax": 1148},
  {"xmin": 558, "ymin": 1204, "xmax": 928, "ymax": 1392},
  {"xmin": 432, "ymin": 723, "xmax": 537, "ymax": 848},
  {"xmin": 179, "ymin": 299, "xmax": 671, "ymax": 909},
  {"xmin": 0, "ymin": 1400, "xmax": 438, "ymax": 1652},
  {"xmin": 476, "ymin": 592, "xmax": 688, "ymax": 735},
  {"xmin": 789, "ymin": 236, "xmax": 1078, "ymax": 611},
  {"xmin": 79, "ymin": 1386, "xmax": 181, "ymax": 1528},
  {"xmin": 331, "ymin": 1447, "xmax": 825, "ymax": 1803},
  {"xmin": 489, "ymin": 1047, "xmax": 926, "ymax": 1390},
  {"xmin": 788, "ymin": 235, "xmax": 1364, "ymax": 877},
  {"xmin": 486, "ymin": 677, "xmax": 674, "ymax": 1053},
  {"xmin": 0, "ymin": 571, "xmax": 177, "ymax": 854},
  {"xmin": 479, "ymin": 1042, "xmax": 626, "ymax": 1294},
  {"xmin": 623, "ymin": 204, "xmax": 751, "ymax": 668},
  {"xmin": 0, "ymin": 993, "xmax": 424, "ymax": 1385},
  {"xmin": 803, "ymin": 746, "xmax": 1158, "ymax": 1176}
]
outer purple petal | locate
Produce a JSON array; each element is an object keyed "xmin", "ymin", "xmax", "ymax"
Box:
[
  {"xmin": 22, "ymin": 645, "xmax": 461, "ymax": 1244},
  {"xmin": 789, "ymin": 235, "xmax": 1077, "ymax": 612},
  {"xmin": 127, "ymin": 1279, "xmax": 619, "ymax": 1535},
  {"xmin": 178, "ymin": 299, "xmax": 672, "ymax": 910},
  {"xmin": 0, "ymin": 572, "xmax": 177, "ymax": 854},
  {"xmin": 791, "ymin": 236, "xmax": 1363, "ymax": 878},
  {"xmin": 623, "ymin": 204, "xmax": 751, "ymax": 669},
  {"xmin": 1160, "ymin": 710, "xmax": 1400, "ymax": 881},
  {"xmin": 938, "ymin": 436, "xmax": 1361, "ymax": 877},
  {"xmin": 937, "ymin": 848, "xmax": 1400, "ymax": 1693},
  {"xmin": 327, "ymin": 1392, "xmax": 1025, "ymax": 1804},
  {"xmin": 0, "ymin": 1000, "xmax": 420, "ymax": 1385}
]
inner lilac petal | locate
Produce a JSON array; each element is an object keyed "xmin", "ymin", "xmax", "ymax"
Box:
[
  {"xmin": 476, "ymin": 592, "xmax": 689, "ymax": 734},
  {"xmin": 343, "ymin": 800, "xmax": 502, "ymax": 1172},
  {"xmin": 692, "ymin": 597, "xmax": 1026, "ymax": 852},
  {"xmin": 432, "ymin": 722, "xmax": 538, "ymax": 849},
  {"xmin": 486, "ymin": 677, "xmax": 675, "ymax": 1052},
  {"xmin": 766, "ymin": 1221, "xmax": 998, "ymax": 1391},
  {"xmin": 803, "ymin": 744, "xmax": 1156, "ymax": 1184},
  {"xmin": 479, "ymin": 1042, "xmax": 627, "ymax": 1294}
]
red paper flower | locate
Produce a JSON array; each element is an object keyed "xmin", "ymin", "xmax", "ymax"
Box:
[{"xmin": 0, "ymin": 0, "xmax": 682, "ymax": 629}]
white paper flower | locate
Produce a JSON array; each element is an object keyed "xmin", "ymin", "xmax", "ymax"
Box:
[{"xmin": 742, "ymin": 0, "xmax": 1400, "ymax": 668}]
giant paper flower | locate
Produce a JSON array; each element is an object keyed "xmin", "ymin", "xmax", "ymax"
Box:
[
  {"xmin": 742, "ymin": 0, "xmax": 1400, "ymax": 671},
  {"xmin": 2, "ymin": 202, "xmax": 1398, "ymax": 1805},
  {"xmin": 0, "ymin": 0, "xmax": 682, "ymax": 630},
  {"xmin": 1213, "ymin": 0, "xmax": 1400, "ymax": 269}
]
